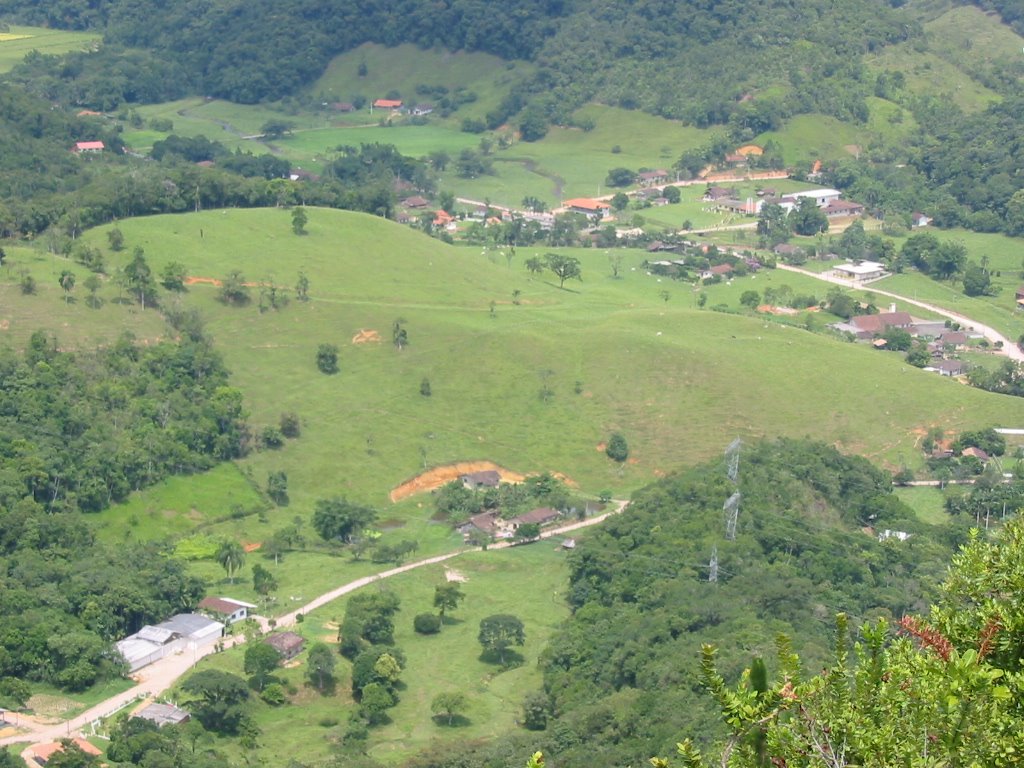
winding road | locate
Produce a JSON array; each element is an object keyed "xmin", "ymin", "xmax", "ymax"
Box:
[
  {"xmin": 0, "ymin": 503, "xmax": 627, "ymax": 751},
  {"xmin": 776, "ymin": 263, "xmax": 1024, "ymax": 363}
]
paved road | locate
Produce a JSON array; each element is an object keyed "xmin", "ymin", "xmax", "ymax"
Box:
[
  {"xmin": 776, "ymin": 263, "xmax": 1024, "ymax": 363},
  {"xmin": 0, "ymin": 501, "xmax": 627, "ymax": 749}
]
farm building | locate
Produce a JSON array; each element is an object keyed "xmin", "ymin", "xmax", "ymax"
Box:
[
  {"xmin": 637, "ymin": 169, "xmax": 669, "ymax": 186},
  {"xmin": 510, "ymin": 507, "xmax": 560, "ymax": 529},
  {"xmin": 562, "ymin": 198, "xmax": 611, "ymax": 217},
  {"xmin": 833, "ymin": 261, "xmax": 886, "ymax": 282},
  {"xmin": 135, "ymin": 703, "xmax": 191, "ymax": 727},
  {"xmin": 116, "ymin": 614, "xmax": 224, "ymax": 673},
  {"xmin": 72, "ymin": 141, "xmax": 104, "ymax": 153},
  {"xmin": 372, "ymin": 99, "xmax": 403, "ymax": 110},
  {"xmin": 198, "ymin": 596, "xmax": 255, "ymax": 624},
  {"xmin": 935, "ymin": 359, "xmax": 966, "ymax": 377},
  {"xmin": 460, "ymin": 470, "xmax": 501, "ymax": 490},
  {"xmin": 265, "ymin": 632, "xmax": 306, "ymax": 661}
]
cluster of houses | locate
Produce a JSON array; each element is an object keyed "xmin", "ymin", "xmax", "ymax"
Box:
[
  {"xmin": 702, "ymin": 185, "xmax": 865, "ymax": 220},
  {"xmin": 453, "ymin": 470, "xmax": 576, "ymax": 541},
  {"xmin": 830, "ymin": 304, "xmax": 976, "ymax": 376}
]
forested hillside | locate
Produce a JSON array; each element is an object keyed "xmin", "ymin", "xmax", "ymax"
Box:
[{"xmin": 407, "ymin": 439, "xmax": 963, "ymax": 768}]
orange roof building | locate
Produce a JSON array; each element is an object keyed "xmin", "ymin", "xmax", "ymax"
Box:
[
  {"xmin": 73, "ymin": 141, "xmax": 105, "ymax": 152},
  {"xmin": 29, "ymin": 738, "xmax": 103, "ymax": 766},
  {"xmin": 563, "ymin": 198, "xmax": 611, "ymax": 214},
  {"xmin": 373, "ymin": 99, "xmax": 403, "ymax": 109}
]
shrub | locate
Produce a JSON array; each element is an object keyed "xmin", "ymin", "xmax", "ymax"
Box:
[
  {"xmin": 606, "ymin": 433, "xmax": 629, "ymax": 462},
  {"xmin": 414, "ymin": 613, "xmax": 442, "ymax": 635},
  {"xmin": 316, "ymin": 344, "xmax": 339, "ymax": 374},
  {"xmin": 261, "ymin": 426, "xmax": 285, "ymax": 449},
  {"xmin": 261, "ymin": 683, "xmax": 287, "ymax": 705},
  {"xmin": 279, "ymin": 412, "xmax": 301, "ymax": 438}
]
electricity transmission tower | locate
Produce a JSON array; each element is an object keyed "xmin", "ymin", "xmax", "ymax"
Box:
[
  {"xmin": 724, "ymin": 492, "xmax": 741, "ymax": 541},
  {"xmin": 725, "ymin": 438, "xmax": 741, "ymax": 484},
  {"xmin": 708, "ymin": 545, "xmax": 718, "ymax": 583}
]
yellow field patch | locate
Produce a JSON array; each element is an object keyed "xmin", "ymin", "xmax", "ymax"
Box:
[{"xmin": 0, "ymin": 34, "xmax": 33, "ymax": 42}]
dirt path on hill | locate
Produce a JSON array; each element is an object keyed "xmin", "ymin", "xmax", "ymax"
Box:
[
  {"xmin": 389, "ymin": 461, "xmax": 526, "ymax": 502},
  {"xmin": 776, "ymin": 263, "xmax": 1024, "ymax": 362}
]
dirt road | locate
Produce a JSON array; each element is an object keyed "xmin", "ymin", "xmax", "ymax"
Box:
[
  {"xmin": 0, "ymin": 501, "xmax": 627, "ymax": 749},
  {"xmin": 776, "ymin": 263, "xmax": 1024, "ymax": 363}
]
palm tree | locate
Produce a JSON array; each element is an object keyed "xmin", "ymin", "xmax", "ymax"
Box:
[{"xmin": 216, "ymin": 539, "xmax": 246, "ymax": 583}]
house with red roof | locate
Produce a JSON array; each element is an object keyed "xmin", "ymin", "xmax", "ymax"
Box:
[
  {"xmin": 372, "ymin": 99, "xmax": 403, "ymax": 110},
  {"xmin": 562, "ymin": 198, "xmax": 611, "ymax": 217},
  {"xmin": 72, "ymin": 141, "xmax": 104, "ymax": 153}
]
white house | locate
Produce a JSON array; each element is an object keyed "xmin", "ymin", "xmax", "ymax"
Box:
[
  {"xmin": 833, "ymin": 261, "xmax": 886, "ymax": 282},
  {"xmin": 198, "ymin": 596, "xmax": 256, "ymax": 624}
]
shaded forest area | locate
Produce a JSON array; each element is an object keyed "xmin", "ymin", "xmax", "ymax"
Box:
[{"xmin": 406, "ymin": 439, "xmax": 969, "ymax": 768}]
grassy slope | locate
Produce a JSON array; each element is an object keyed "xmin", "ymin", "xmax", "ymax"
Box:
[
  {"xmin": 182, "ymin": 544, "xmax": 570, "ymax": 766},
  {"xmin": 5, "ymin": 209, "xmax": 1015, "ymax": 501},
  {"xmin": 0, "ymin": 25, "xmax": 100, "ymax": 73}
]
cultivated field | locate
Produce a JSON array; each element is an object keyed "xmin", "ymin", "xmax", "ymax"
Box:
[{"xmin": 0, "ymin": 25, "xmax": 100, "ymax": 73}]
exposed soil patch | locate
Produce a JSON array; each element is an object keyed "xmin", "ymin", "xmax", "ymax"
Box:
[
  {"xmin": 243, "ymin": 541, "xmax": 262, "ymax": 552},
  {"xmin": 445, "ymin": 568, "xmax": 467, "ymax": 583},
  {"xmin": 0, "ymin": 319, "xmax": 9, "ymax": 330},
  {"xmin": 27, "ymin": 694, "xmax": 78, "ymax": 719},
  {"xmin": 389, "ymin": 461, "xmax": 526, "ymax": 502},
  {"xmin": 595, "ymin": 442, "xmax": 607, "ymax": 452},
  {"xmin": 352, "ymin": 329, "xmax": 381, "ymax": 344}
]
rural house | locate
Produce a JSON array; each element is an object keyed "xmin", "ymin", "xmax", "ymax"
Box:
[
  {"xmin": 910, "ymin": 212, "xmax": 932, "ymax": 228},
  {"xmin": 265, "ymin": 631, "xmax": 305, "ymax": 661},
  {"xmin": 833, "ymin": 261, "xmax": 886, "ymax": 282},
  {"xmin": 562, "ymin": 198, "xmax": 611, "ymax": 218},
  {"xmin": 822, "ymin": 200, "xmax": 865, "ymax": 218},
  {"xmin": 198, "ymin": 596, "xmax": 255, "ymax": 624},
  {"xmin": 411, "ymin": 103, "xmax": 434, "ymax": 116},
  {"xmin": 460, "ymin": 470, "xmax": 501, "ymax": 490},
  {"xmin": 135, "ymin": 703, "xmax": 191, "ymax": 727},
  {"xmin": 703, "ymin": 186, "xmax": 733, "ymax": 202},
  {"xmin": 372, "ymin": 98, "xmax": 403, "ymax": 110},
  {"xmin": 26, "ymin": 739, "xmax": 102, "ymax": 767},
  {"xmin": 457, "ymin": 510, "xmax": 505, "ymax": 539},
  {"xmin": 935, "ymin": 359, "xmax": 966, "ymax": 377},
  {"xmin": 72, "ymin": 141, "xmax": 104, "ymax": 153},
  {"xmin": 510, "ymin": 507, "xmax": 561, "ymax": 529},
  {"xmin": 637, "ymin": 169, "xmax": 669, "ymax": 186}
]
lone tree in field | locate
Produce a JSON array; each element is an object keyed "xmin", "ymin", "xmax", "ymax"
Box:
[
  {"xmin": 312, "ymin": 497, "xmax": 377, "ymax": 544},
  {"xmin": 123, "ymin": 247, "xmax": 158, "ymax": 309},
  {"xmin": 478, "ymin": 614, "xmax": 525, "ymax": 665},
  {"xmin": 544, "ymin": 253, "xmax": 582, "ymax": 288},
  {"xmin": 295, "ymin": 271, "xmax": 309, "ymax": 301},
  {"xmin": 316, "ymin": 344, "xmax": 338, "ymax": 374},
  {"xmin": 525, "ymin": 256, "xmax": 544, "ymax": 275},
  {"xmin": 291, "ymin": 206, "xmax": 308, "ymax": 235},
  {"xmin": 58, "ymin": 269, "xmax": 76, "ymax": 303},
  {"xmin": 431, "ymin": 691, "xmax": 468, "ymax": 726},
  {"xmin": 216, "ymin": 539, "xmax": 246, "ymax": 583},
  {"xmin": 219, "ymin": 270, "xmax": 250, "ymax": 305},
  {"xmin": 305, "ymin": 642, "xmax": 336, "ymax": 692},
  {"xmin": 433, "ymin": 582, "xmax": 465, "ymax": 619},
  {"xmin": 392, "ymin": 319, "xmax": 408, "ymax": 350},
  {"xmin": 243, "ymin": 642, "xmax": 280, "ymax": 691},
  {"xmin": 107, "ymin": 227, "xmax": 125, "ymax": 251},
  {"xmin": 606, "ymin": 432, "xmax": 629, "ymax": 462}
]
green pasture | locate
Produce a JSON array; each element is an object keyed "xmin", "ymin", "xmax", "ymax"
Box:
[
  {"xmin": 308, "ymin": 43, "xmax": 535, "ymax": 124},
  {"xmin": 179, "ymin": 543, "xmax": 571, "ymax": 766},
  {"xmin": 0, "ymin": 25, "xmax": 99, "ymax": 73},
  {"xmin": 756, "ymin": 114, "xmax": 866, "ymax": 168},
  {"xmin": 33, "ymin": 210, "xmax": 1024, "ymax": 504},
  {"xmin": 894, "ymin": 486, "xmax": 950, "ymax": 526}
]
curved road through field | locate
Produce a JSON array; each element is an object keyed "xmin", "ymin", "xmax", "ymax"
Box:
[
  {"xmin": 0, "ymin": 502, "xmax": 627, "ymax": 751},
  {"xmin": 776, "ymin": 264, "xmax": 1024, "ymax": 363}
]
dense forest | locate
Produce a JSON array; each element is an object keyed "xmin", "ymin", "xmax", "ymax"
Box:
[
  {"xmin": 406, "ymin": 439, "xmax": 968, "ymax": 768},
  {"xmin": 0, "ymin": 329, "xmax": 249, "ymax": 692}
]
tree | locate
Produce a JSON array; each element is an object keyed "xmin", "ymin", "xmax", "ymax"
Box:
[
  {"xmin": 478, "ymin": 614, "xmax": 525, "ymax": 665},
  {"xmin": 788, "ymin": 197, "xmax": 828, "ymax": 235},
  {"xmin": 291, "ymin": 206, "xmax": 307, "ymax": 235},
  {"xmin": 312, "ymin": 497, "xmax": 377, "ymax": 543},
  {"xmin": 932, "ymin": 241, "xmax": 968, "ymax": 280},
  {"xmin": 433, "ymin": 582, "xmax": 465, "ymax": 618},
  {"xmin": 161, "ymin": 261, "xmax": 187, "ymax": 291},
  {"xmin": 392, "ymin": 319, "xmax": 408, "ymax": 350},
  {"xmin": 431, "ymin": 691, "xmax": 468, "ymax": 725},
  {"xmin": 216, "ymin": 539, "xmax": 246, "ymax": 583},
  {"xmin": 606, "ymin": 432, "xmax": 629, "ymax": 462},
  {"xmin": 414, "ymin": 613, "xmax": 442, "ymax": 634},
  {"xmin": 44, "ymin": 741, "xmax": 98, "ymax": 768},
  {"xmin": 756, "ymin": 203, "xmax": 790, "ymax": 246},
  {"xmin": 261, "ymin": 119, "xmax": 295, "ymax": 139},
  {"xmin": 610, "ymin": 192, "xmax": 629, "ymax": 211},
  {"xmin": 295, "ymin": 271, "xmax": 310, "ymax": 301},
  {"xmin": 123, "ymin": 247, "xmax": 158, "ymax": 309},
  {"xmin": 266, "ymin": 470, "xmax": 288, "ymax": 506},
  {"xmin": 243, "ymin": 643, "xmax": 281, "ymax": 690},
  {"xmin": 837, "ymin": 219, "xmax": 867, "ymax": 260},
  {"xmin": 316, "ymin": 343, "xmax": 338, "ymax": 374},
  {"xmin": 0, "ymin": 676, "xmax": 31, "ymax": 709},
  {"xmin": 525, "ymin": 256, "xmax": 544, "ymax": 275},
  {"xmin": 515, "ymin": 522, "xmax": 541, "ymax": 540},
  {"xmin": 739, "ymin": 290, "xmax": 760, "ymax": 309},
  {"xmin": 544, "ymin": 253, "xmax": 582, "ymax": 288},
  {"xmin": 181, "ymin": 670, "xmax": 250, "ymax": 734},
  {"xmin": 58, "ymin": 269, "xmax": 76, "ymax": 303},
  {"xmin": 305, "ymin": 642, "xmax": 336, "ymax": 692},
  {"xmin": 218, "ymin": 270, "xmax": 250, "ymax": 305},
  {"xmin": 663, "ymin": 185, "xmax": 681, "ymax": 204},
  {"xmin": 359, "ymin": 682, "xmax": 394, "ymax": 725},
  {"xmin": 605, "ymin": 167, "xmax": 635, "ymax": 187},
  {"xmin": 107, "ymin": 227, "xmax": 125, "ymax": 251},
  {"xmin": 279, "ymin": 412, "xmax": 300, "ymax": 437},
  {"xmin": 19, "ymin": 272, "xmax": 36, "ymax": 295},
  {"xmin": 420, "ymin": 377, "xmax": 432, "ymax": 397},
  {"xmin": 522, "ymin": 691, "xmax": 551, "ymax": 730},
  {"xmin": 252, "ymin": 562, "xmax": 278, "ymax": 596},
  {"xmin": 962, "ymin": 262, "xmax": 992, "ymax": 296}
]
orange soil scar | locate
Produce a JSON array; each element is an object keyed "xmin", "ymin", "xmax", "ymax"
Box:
[
  {"xmin": 389, "ymin": 462, "xmax": 579, "ymax": 503},
  {"xmin": 595, "ymin": 442, "xmax": 607, "ymax": 452},
  {"xmin": 352, "ymin": 329, "xmax": 381, "ymax": 344},
  {"xmin": 243, "ymin": 542, "xmax": 262, "ymax": 552},
  {"xmin": 185, "ymin": 276, "xmax": 261, "ymax": 287}
]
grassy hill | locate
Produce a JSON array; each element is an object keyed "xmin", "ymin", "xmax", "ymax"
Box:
[
  {"xmin": 4, "ymin": 209, "xmax": 1021, "ymax": 517},
  {"xmin": 0, "ymin": 25, "xmax": 99, "ymax": 73}
]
